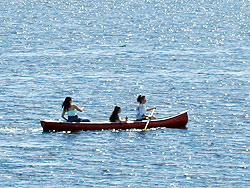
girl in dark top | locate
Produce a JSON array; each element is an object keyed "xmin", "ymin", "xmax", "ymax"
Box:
[{"xmin": 109, "ymin": 106, "xmax": 128, "ymax": 123}]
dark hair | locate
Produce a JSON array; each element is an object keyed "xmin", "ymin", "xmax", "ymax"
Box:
[
  {"xmin": 137, "ymin": 95, "xmax": 145, "ymax": 103},
  {"xmin": 62, "ymin": 97, "xmax": 72, "ymax": 112},
  {"xmin": 109, "ymin": 106, "xmax": 121, "ymax": 122}
]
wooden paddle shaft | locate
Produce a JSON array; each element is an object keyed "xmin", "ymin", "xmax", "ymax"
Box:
[{"xmin": 143, "ymin": 109, "xmax": 156, "ymax": 130}]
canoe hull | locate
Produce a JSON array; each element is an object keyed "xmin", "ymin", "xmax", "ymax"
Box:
[{"xmin": 41, "ymin": 111, "xmax": 188, "ymax": 132}]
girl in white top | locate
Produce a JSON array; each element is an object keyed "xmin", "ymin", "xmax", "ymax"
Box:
[
  {"xmin": 62, "ymin": 97, "xmax": 90, "ymax": 122},
  {"xmin": 136, "ymin": 95, "xmax": 156, "ymax": 121}
]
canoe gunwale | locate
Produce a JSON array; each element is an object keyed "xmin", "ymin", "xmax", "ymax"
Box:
[
  {"xmin": 41, "ymin": 110, "xmax": 188, "ymax": 132},
  {"xmin": 41, "ymin": 110, "xmax": 188, "ymax": 124}
]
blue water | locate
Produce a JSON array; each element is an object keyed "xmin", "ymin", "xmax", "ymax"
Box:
[{"xmin": 0, "ymin": 0, "xmax": 249, "ymax": 187}]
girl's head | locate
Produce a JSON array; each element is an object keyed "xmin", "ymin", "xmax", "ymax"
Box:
[
  {"xmin": 137, "ymin": 95, "xmax": 146, "ymax": 104},
  {"xmin": 113, "ymin": 106, "xmax": 121, "ymax": 114},
  {"xmin": 109, "ymin": 106, "xmax": 121, "ymax": 122},
  {"xmin": 62, "ymin": 97, "xmax": 72, "ymax": 111}
]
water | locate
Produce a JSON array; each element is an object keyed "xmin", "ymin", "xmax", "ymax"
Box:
[{"xmin": 0, "ymin": 0, "xmax": 249, "ymax": 187}]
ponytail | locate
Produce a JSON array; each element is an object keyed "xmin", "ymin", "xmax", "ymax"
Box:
[{"xmin": 137, "ymin": 95, "xmax": 145, "ymax": 103}]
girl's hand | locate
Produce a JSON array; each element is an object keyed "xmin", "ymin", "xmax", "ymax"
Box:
[{"xmin": 149, "ymin": 116, "xmax": 156, "ymax": 120}]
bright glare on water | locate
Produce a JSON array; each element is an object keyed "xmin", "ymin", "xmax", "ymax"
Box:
[{"xmin": 0, "ymin": 0, "xmax": 249, "ymax": 187}]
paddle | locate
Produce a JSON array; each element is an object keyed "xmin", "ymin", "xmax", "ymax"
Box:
[{"xmin": 143, "ymin": 109, "xmax": 155, "ymax": 131}]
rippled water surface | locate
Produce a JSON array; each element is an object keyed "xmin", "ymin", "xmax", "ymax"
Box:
[{"xmin": 0, "ymin": 0, "xmax": 249, "ymax": 187}]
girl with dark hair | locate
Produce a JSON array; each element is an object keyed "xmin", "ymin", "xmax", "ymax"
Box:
[
  {"xmin": 109, "ymin": 106, "xmax": 128, "ymax": 123},
  {"xmin": 62, "ymin": 97, "xmax": 90, "ymax": 122},
  {"xmin": 136, "ymin": 95, "xmax": 156, "ymax": 121}
]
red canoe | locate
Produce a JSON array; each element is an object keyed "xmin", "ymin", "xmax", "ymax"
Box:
[{"xmin": 41, "ymin": 111, "xmax": 188, "ymax": 132}]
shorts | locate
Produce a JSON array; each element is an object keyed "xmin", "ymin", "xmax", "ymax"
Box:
[
  {"xmin": 136, "ymin": 117, "xmax": 147, "ymax": 121},
  {"xmin": 68, "ymin": 115, "xmax": 90, "ymax": 122}
]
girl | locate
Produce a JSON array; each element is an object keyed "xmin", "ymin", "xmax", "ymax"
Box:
[
  {"xmin": 109, "ymin": 106, "xmax": 128, "ymax": 123},
  {"xmin": 62, "ymin": 97, "xmax": 90, "ymax": 122},
  {"xmin": 136, "ymin": 95, "xmax": 156, "ymax": 121}
]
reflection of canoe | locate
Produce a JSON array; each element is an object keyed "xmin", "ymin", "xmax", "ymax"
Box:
[{"xmin": 41, "ymin": 111, "xmax": 188, "ymax": 132}]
